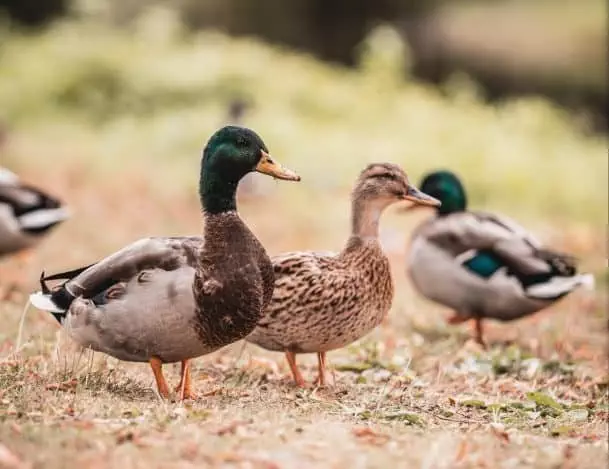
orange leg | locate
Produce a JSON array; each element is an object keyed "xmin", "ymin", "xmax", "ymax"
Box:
[
  {"xmin": 174, "ymin": 359, "xmax": 197, "ymax": 400},
  {"xmin": 473, "ymin": 318, "xmax": 487, "ymax": 349},
  {"xmin": 314, "ymin": 352, "xmax": 327, "ymax": 386},
  {"xmin": 149, "ymin": 357, "xmax": 170, "ymax": 399},
  {"xmin": 447, "ymin": 312, "xmax": 470, "ymax": 324},
  {"xmin": 284, "ymin": 351, "xmax": 306, "ymax": 387}
]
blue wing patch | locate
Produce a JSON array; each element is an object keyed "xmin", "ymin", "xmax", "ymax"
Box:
[{"xmin": 461, "ymin": 250, "xmax": 504, "ymax": 278}]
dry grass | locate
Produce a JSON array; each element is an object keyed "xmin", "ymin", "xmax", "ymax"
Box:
[{"xmin": 0, "ymin": 160, "xmax": 607, "ymax": 469}]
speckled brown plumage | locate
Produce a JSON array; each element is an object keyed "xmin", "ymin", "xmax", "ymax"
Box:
[
  {"xmin": 247, "ymin": 163, "xmax": 440, "ymax": 386},
  {"xmin": 250, "ymin": 240, "xmax": 393, "ymax": 354}
]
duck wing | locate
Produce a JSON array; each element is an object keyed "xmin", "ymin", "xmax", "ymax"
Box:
[
  {"xmin": 425, "ymin": 211, "xmax": 586, "ymax": 299},
  {"xmin": 31, "ymin": 236, "xmax": 203, "ymax": 316}
]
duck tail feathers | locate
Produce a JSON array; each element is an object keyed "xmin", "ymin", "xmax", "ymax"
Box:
[
  {"xmin": 525, "ymin": 273, "xmax": 595, "ymax": 300},
  {"xmin": 29, "ymin": 291, "xmax": 66, "ymax": 323},
  {"xmin": 29, "ymin": 267, "xmax": 87, "ymax": 321},
  {"xmin": 19, "ymin": 207, "xmax": 70, "ymax": 233}
]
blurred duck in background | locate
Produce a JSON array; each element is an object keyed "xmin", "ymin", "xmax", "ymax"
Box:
[
  {"xmin": 247, "ymin": 163, "xmax": 440, "ymax": 387},
  {"xmin": 30, "ymin": 126, "xmax": 300, "ymax": 400},
  {"xmin": 405, "ymin": 170, "xmax": 594, "ymax": 347},
  {"xmin": 0, "ymin": 167, "xmax": 69, "ymax": 297}
]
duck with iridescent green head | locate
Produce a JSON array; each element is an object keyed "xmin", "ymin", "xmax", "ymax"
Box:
[
  {"xmin": 405, "ymin": 170, "xmax": 594, "ymax": 346},
  {"xmin": 30, "ymin": 126, "xmax": 300, "ymax": 400}
]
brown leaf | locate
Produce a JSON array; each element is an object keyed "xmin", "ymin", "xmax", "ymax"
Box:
[
  {"xmin": 71, "ymin": 420, "xmax": 95, "ymax": 430},
  {"xmin": 115, "ymin": 429, "xmax": 139, "ymax": 445},
  {"xmin": 46, "ymin": 378, "xmax": 78, "ymax": 392},
  {"xmin": 352, "ymin": 426, "xmax": 390, "ymax": 446},
  {"xmin": 489, "ymin": 423, "xmax": 510, "ymax": 443}
]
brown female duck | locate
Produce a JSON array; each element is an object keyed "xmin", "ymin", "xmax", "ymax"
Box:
[{"xmin": 246, "ymin": 163, "xmax": 439, "ymax": 386}]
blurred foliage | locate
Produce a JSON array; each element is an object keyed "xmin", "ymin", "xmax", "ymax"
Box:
[
  {"xmin": 0, "ymin": 0, "xmax": 66, "ymax": 26},
  {"xmin": 404, "ymin": 0, "xmax": 607, "ymax": 126},
  {"xmin": 0, "ymin": 0, "xmax": 605, "ymax": 126},
  {"xmin": 0, "ymin": 7, "xmax": 606, "ymax": 226}
]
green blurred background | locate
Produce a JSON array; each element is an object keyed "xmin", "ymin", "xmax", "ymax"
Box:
[
  {"xmin": 1, "ymin": 0, "xmax": 606, "ymax": 129},
  {"xmin": 0, "ymin": 0, "xmax": 606, "ymax": 268}
]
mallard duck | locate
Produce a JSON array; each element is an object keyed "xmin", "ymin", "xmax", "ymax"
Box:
[
  {"xmin": 0, "ymin": 167, "xmax": 69, "ymax": 258},
  {"xmin": 29, "ymin": 126, "xmax": 300, "ymax": 400},
  {"xmin": 0, "ymin": 167, "xmax": 69, "ymax": 298},
  {"xmin": 246, "ymin": 163, "xmax": 440, "ymax": 386},
  {"xmin": 406, "ymin": 170, "xmax": 594, "ymax": 346}
]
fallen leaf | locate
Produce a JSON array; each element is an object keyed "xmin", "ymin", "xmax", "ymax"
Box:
[
  {"xmin": 383, "ymin": 412, "xmax": 424, "ymax": 425},
  {"xmin": 45, "ymin": 378, "xmax": 78, "ymax": 392},
  {"xmin": 526, "ymin": 392, "xmax": 563, "ymax": 414},
  {"xmin": 460, "ymin": 399, "xmax": 486, "ymax": 409},
  {"xmin": 352, "ymin": 426, "xmax": 390, "ymax": 446},
  {"xmin": 550, "ymin": 425, "xmax": 577, "ymax": 437},
  {"xmin": 115, "ymin": 429, "xmax": 139, "ymax": 445},
  {"xmin": 335, "ymin": 363, "xmax": 373, "ymax": 373},
  {"xmin": 71, "ymin": 420, "xmax": 95, "ymax": 430},
  {"xmin": 489, "ymin": 423, "xmax": 510, "ymax": 443}
]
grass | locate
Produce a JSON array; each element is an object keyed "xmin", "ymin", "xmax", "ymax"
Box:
[{"xmin": 0, "ymin": 7, "xmax": 607, "ymax": 468}]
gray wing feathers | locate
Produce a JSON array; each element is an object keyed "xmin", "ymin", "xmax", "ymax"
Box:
[
  {"xmin": 67, "ymin": 237, "xmax": 202, "ymax": 298},
  {"xmin": 427, "ymin": 212, "xmax": 550, "ymax": 274}
]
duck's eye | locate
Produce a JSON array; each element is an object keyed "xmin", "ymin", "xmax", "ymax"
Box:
[{"xmin": 235, "ymin": 136, "xmax": 248, "ymax": 147}]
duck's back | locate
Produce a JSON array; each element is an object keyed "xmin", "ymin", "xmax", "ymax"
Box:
[
  {"xmin": 248, "ymin": 239, "xmax": 393, "ymax": 353},
  {"xmin": 408, "ymin": 213, "xmax": 551, "ymax": 321}
]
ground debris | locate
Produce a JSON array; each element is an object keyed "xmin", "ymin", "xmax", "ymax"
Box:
[
  {"xmin": 212, "ymin": 419, "xmax": 253, "ymax": 436},
  {"xmin": 352, "ymin": 426, "xmax": 390, "ymax": 445},
  {"xmin": 45, "ymin": 378, "xmax": 78, "ymax": 392}
]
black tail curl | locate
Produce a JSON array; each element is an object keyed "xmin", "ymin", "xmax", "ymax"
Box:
[{"xmin": 39, "ymin": 263, "xmax": 95, "ymax": 311}]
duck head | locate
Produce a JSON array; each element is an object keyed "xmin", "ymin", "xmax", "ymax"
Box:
[
  {"xmin": 351, "ymin": 163, "xmax": 440, "ymax": 237},
  {"xmin": 353, "ymin": 163, "xmax": 441, "ymax": 209},
  {"xmin": 416, "ymin": 170, "xmax": 467, "ymax": 216},
  {"xmin": 200, "ymin": 126, "xmax": 300, "ymax": 213}
]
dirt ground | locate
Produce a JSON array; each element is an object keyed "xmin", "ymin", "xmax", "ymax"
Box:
[{"xmin": 0, "ymin": 166, "xmax": 607, "ymax": 469}]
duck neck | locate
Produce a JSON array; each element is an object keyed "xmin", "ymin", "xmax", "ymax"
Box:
[
  {"xmin": 202, "ymin": 209, "xmax": 247, "ymax": 250},
  {"xmin": 199, "ymin": 166, "xmax": 239, "ymax": 215},
  {"xmin": 350, "ymin": 196, "xmax": 388, "ymax": 241}
]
